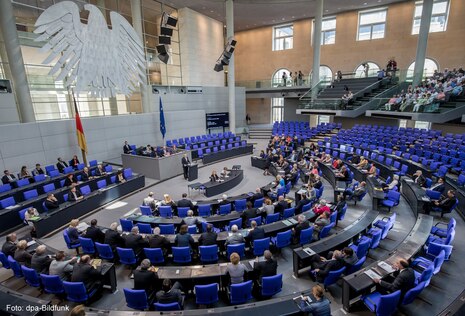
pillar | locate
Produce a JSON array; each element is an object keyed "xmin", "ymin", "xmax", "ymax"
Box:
[
  {"xmin": 226, "ymin": 0, "xmax": 236, "ymax": 133},
  {"xmin": 412, "ymin": 0, "xmax": 433, "ymax": 87},
  {"xmin": 131, "ymin": 0, "xmax": 151, "ymax": 113},
  {"xmin": 311, "ymin": 0, "xmax": 324, "ymax": 99},
  {"xmin": 0, "ymin": 0, "xmax": 35, "ymax": 122}
]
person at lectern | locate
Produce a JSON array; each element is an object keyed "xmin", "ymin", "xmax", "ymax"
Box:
[
  {"xmin": 210, "ymin": 170, "xmax": 220, "ymax": 182},
  {"xmin": 181, "ymin": 154, "xmax": 190, "ymax": 180}
]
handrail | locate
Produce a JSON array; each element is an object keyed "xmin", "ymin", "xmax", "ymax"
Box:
[
  {"xmin": 351, "ymin": 76, "xmax": 393, "ymax": 100},
  {"xmin": 298, "ymin": 79, "xmax": 330, "ymax": 101}
]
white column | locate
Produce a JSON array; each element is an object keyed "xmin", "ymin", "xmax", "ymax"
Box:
[
  {"xmin": 226, "ymin": 0, "xmax": 236, "ymax": 133},
  {"xmin": 412, "ymin": 0, "xmax": 433, "ymax": 87},
  {"xmin": 131, "ymin": 0, "xmax": 151, "ymax": 113},
  {"xmin": 0, "ymin": 0, "xmax": 35, "ymax": 122},
  {"xmin": 311, "ymin": 0, "xmax": 324, "ymax": 99}
]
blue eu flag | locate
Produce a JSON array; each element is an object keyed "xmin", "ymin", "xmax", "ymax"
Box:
[{"xmin": 159, "ymin": 97, "xmax": 166, "ymax": 139}]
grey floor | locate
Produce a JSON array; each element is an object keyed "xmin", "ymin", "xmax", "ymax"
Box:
[{"xmin": 1, "ymin": 138, "xmax": 464, "ymax": 315}]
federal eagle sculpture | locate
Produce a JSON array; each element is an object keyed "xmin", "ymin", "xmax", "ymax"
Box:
[{"xmin": 34, "ymin": 1, "xmax": 146, "ymax": 98}]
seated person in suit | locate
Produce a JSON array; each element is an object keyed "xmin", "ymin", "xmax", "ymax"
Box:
[
  {"xmin": 182, "ymin": 210, "xmax": 204, "ymax": 227},
  {"xmin": 227, "ymin": 252, "xmax": 247, "ymax": 285},
  {"xmin": 210, "ymin": 170, "xmax": 220, "ymax": 182},
  {"xmin": 67, "ymin": 219, "xmax": 81, "ymax": 245},
  {"xmin": 334, "ymin": 194, "xmax": 347, "ymax": 213},
  {"xmin": 382, "ymin": 175, "xmax": 400, "ymax": 192},
  {"xmin": 251, "ymin": 188, "xmax": 264, "ymax": 203},
  {"xmin": 124, "ymin": 226, "xmax": 149, "ymax": 256},
  {"xmin": 116, "ymin": 169, "xmax": 126, "ymax": 183},
  {"xmin": 134, "ymin": 259, "xmax": 158, "ymax": 298},
  {"xmin": 149, "ymin": 227, "xmax": 170, "ymax": 255},
  {"xmin": 19, "ymin": 166, "xmax": 32, "ymax": 179},
  {"xmin": 274, "ymin": 195, "xmax": 288, "ymax": 216},
  {"xmin": 177, "ymin": 193, "xmax": 194, "ymax": 210},
  {"xmin": 313, "ymin": 199, "xmax": 330, "ymax": 216},
  {"xmin": 64, "ymin": 173, "xmax": 78, "ymax": 187},
  {"xmin": 373, "ymin": 258, "xmax": 415, "ymax": 296},
  {"xmin": 292, "ymin": 214, "xmax": 310, "ymax": 244},
  {"xmin": 95, "ymin": 164, "xmax": 106, "ymax": 176},
  {"xmin": 427, "ymin": 177, "xmax": 445, "ymax": 193},
  {"xmin": 253, "ymin": 250, "xmax": 278, "ymax": 283},
  {"xmin": 1, "ymin": 233, "xmax": 17, "ymax": 257},
  {"xmin": 218, "ymin": 194, "xmax": 230, "ymax": 206},
  {"xmin": 123, "ymin": 141, "xmax": 131, "ymax": 154},
  {"xmin": 49, "ymin": 251, "xmax": 77, "ymax": 281},
  {"xmin": 143, "ymin": 192, "xmax": 156, "ymax": 211},
  {"xmin": 70, "ymin": 155, "xmax": 80, "ymax": 169},
  {"xmin": 198, "ymin": 224, "xmax": 218, "ymax": 246},
  {"xmin": 155, "ymin": 279, "xmax": 184, "ymax": 306},
  {"xmin": 220, "ymin": 167, "xmax": 230, "ymax": 178},
  {"xmin": 2, "ymin": 169, "xmax": 16, "ymax": 184},
  {"xmin": 24, "ymin": 207, "xmax": 39, "ymax": 223},
  {"xmin": 258, "ymin": 198, "xmax": 275, "ymax": 216},
  {"xmin": 424, "ymin": 190, "xmax": 456, "ymax": 215},
  {"xmin": 412, "ymin": 170, "xmax": 426, "ymax": 188},
  {"xmin": 295, "ymin": 193, "xmax": 312, "ymax": 214},
  {"xmin": 175, "ymin": 225, "xmax": 195, "ymax": 249},
  {"xmin": 343, "ymin": 181, "xmax": 367, "ymax": 200},
  {"xmin": 104, "ymin": 222, "xmax": 125, "ymax": 251},
  {"xmin": 335, "ymin": 165, "xmax": 349, "ymax": 181},
  {"xmin": 68, "ymin": 184, "xmax": 83, "ymax": 202},
  {"xmin": 298, "ymin": 285, "xmax": 331, "ymax": 315},
  {"xmin": 45, "ymin": 193, "xmax": 60, "ymax": 210},
  {"xmin": 84, "ymin": 219, "xmax": 105, "ymax": 243},
  {"xmin": 71, "ymin": 255, "xmax": 102, "ymax": 290},
  {"xmin": 313, "ymin": 212, "xmax": 330, "ymax": 239},
  {"xmin": 31, "ymin": 245, "xmax": 53, "ymax": 274},
  {"xmin": 225, "ymin": 225, "xmax": 245, "ymax": 246},
  {"xmin": 80, "ymin": 167, "xmax": 92, "ymax": 181},
  {"xmin": 309, "ymin": 250, "xmax": 345, "ymax": 282},
  {"xmin": 241, "ymin": 202, "xmax": 257, "ymax": 226},
  {"xmin": 14, "ymin": 240, "xmax": 32, "ymax": 267},
  {"xmin": 341, "ymin": 247, "xmax": 358, "ymax": 266},
  {"xmin": 246, "ymin": 221, "xmax": 265, "ymax": 246},
  {"xmin": 56, "ymin": 157, "xmax": 68, "ymax": 173},
  {"xmin": 33, "ymin": 163, "xmax": 45, "ymax": 175}
]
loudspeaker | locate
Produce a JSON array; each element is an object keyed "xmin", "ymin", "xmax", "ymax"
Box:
[
  {"xmin": 214, "ymin": 63, "xmax": 223, "ymax": 72},
  {"xmin": 159, "ymin": 36, "xmax": 171, "ymax": 45},
  {"xmin": 158, "ymin": 53, "xmax": 169, "ymax": 64},
  {"xmin": 156, "ymin": 44, "xmax": 168, "ymax": 54},
  {"xmin": 220, "ymin": 55, "xmax": 230, "ymax": 66},
  {"xmin": 166, "ymin": 16, "xmax": 178, "ymax": 27},
  {"xmin": 223, "ymin": 51, "xmax": 232, "ymax": 59},
  {"xmin": 160, "ymin": 26, "xmax": 173, "ymax": 36},
  {"xmin": 225, "ymin": 45, "xmax": 235, "ymax": 54},
  {"xmin": 229, "ymin": 39, "xmax": 237, "ymax": 46}
]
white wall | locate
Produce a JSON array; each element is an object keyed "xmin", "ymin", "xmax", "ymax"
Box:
[
  {"xmin": 0, "ymin": 93, "xmax": 20, "ymax": 124},
  {"xmin": 178, "ymin": 8, "xmax": 224, "ymax": 87},
  {"xmin": 0, "ymin": 86, "xmax": 246, "ymax": 173}
]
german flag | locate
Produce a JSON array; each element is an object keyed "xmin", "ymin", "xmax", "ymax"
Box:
[{"xmin": 73, "ymin": 94, "xmax": 88, "ymax": 153}]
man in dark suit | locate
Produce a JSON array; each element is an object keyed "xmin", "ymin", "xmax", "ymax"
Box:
[
  {"xmin": 80, "ymin": 167, "xmax": 92, "ymax": 182},
  {"xmin": 134, "ymin": 259, "xmax": 158, "ymax": 297},
  {"xmin": 84, "ymin": 219, "xmax": 105, "ymax": 243},
  {"xmin": 124, "ymin": 226, "xmax": 149, "ymax": 256},
  {"xmin": 310, "ymin": 250, "xmax": 345, "ymax": 283},
  {"xmin": 424, "ymin": 190, "xmax": 456, "ymax": 216},
  {"xmin": 56, "ymin": 158, "xmax": 68, "ymax": 173},
  {"xmin": 71, "ymin": 255, "xmax": 102, "ymax": 290},
  {"xmin": 1, "ymin": 233, "xmax": 17, "ymax": 257},
  {"xmin": 104, "ymin": 222, "xmax": 125, "ymax": 250},
  {"xmin": 123, "ymin": 141, "xmax": 131, "ymax": 154},
  {"xmin": 198, "ymin": 224, "xmax": 217, "ymax": 246},
  {"xmin": 373, "ymin": 258, "xmax": 415, "ymax": 296},
  {"xmin": 68, "ymin": 185, "xmax": 83, "ymax": 202},
  {"xmin": 241, "ymin": 201, "xmax": 257, "ymax": 227},
  {"xmin": 177, "ymin": 193, "xmax": 195, "ymax": 210},
  {"xmin": 251, "ymin": 188, "xmax": 264, "ymax": 203},
  {"xmin": 64, "ymin": 174, "xmax": 77, "ymax": 187},
  {"xmin": 44, "ymin": 193, "xmax": 60, "ymax": 210},
  {"xmin": 31, "ymin": 245, "xmax": 53, "ymax": 274},
  {"xmin": 292, "ymin": 214, "xmax": 310, "ymax": 244},
  {"xmin": 412, "ymin": 170, "xmax": 426, "ymax": 188},
  {"xmin": 148, "ymin": 227, "xmax": 170, "ymax": 255},
  {"xmin": 429, "ymin": 177, "xmax": 445, "ymax": 194},
  {"xmin": 181, "ymin": 154, "xmax": 190, "ymax": 180},
  {"xmin": 295, "ymin": 193, "xmax": 311, "ymax": 214},
  {"xmin": 2, "ymin": 170, "xmax": 16, "ymax": 185},
  {"xmin": 33, "ymin": 164, "xmax": 45, "ymax": 176},
  {"xmin": 246, "ymin": 221, "xmax": 265, "ymax": 246},
  {"xmin": 155, "ymin": 279, "xmax": 184, "ymax": 306},
  {"xmin": 274, "ymin": 195, "xmax": 288, "ymax": 216},
  {"xmin": 253, "ymin": 250, "xmax": 278, "ymax": 282}
]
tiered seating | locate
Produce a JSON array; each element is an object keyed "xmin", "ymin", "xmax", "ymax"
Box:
[
  {"xmin": 165, "ymin": 131, "xmax": 236, "ymax": 148},
  {"xmin": 272, "ymin": 121, "xmax": 341, "ymax": 139}
]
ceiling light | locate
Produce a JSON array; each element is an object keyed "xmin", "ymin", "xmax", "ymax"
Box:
[
  {"xmin": 291, "ymin": 16, "xmax": 295, "ymax": 18},
  {"xmin": 363, "ymin": 2, "xmax": 367, "ymax": 5}
]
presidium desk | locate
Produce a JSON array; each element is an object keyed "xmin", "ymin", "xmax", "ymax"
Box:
[{"xmin": 122, "ymin": 150, "xmax": 192, "ymax": 181}]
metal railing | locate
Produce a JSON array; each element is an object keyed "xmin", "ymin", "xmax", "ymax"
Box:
[
  {"xmin": 299, "ymin": 78, "xmax": 332, "ymax": 101},
  {"xmin": 236, "ymin": 78, "xmax": 311, "ymax": 89}
]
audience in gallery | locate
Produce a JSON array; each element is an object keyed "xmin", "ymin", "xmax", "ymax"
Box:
[{"xmin": 383, "ymin": 67, "xmax": 464, "ymax": 112}]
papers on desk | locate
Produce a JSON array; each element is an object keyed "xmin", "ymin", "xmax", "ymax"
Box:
[
  {"xmin": 91, "ymin": 259, "xmax": 102, "ymax": 269},
  {"xmin": 378, "ymin": 261, "xmax": 395, "ymax": 274},
  {"xmin": 404, "ymin": 178, "xmax": 414, "ymax": 183},
  {"xmin": 77, "ymin": 222, "xmax": 90, "ymax": 232},
  {"xmin": 297, "ymin": 189, "xmax": 307, "ymax": 195},
  {"xmin": 192, "ymin": 201, "xmax": 197, "ymax": 206},
  {"xmin": 26, "ymin": 240, "xmax": 36, "ymax": 247},
  {"xmin": 364, "ymin": 269, "xmax": 382, "ymax": 280},
  {"xmin": 288, "ymin": 218, "xmax": 298, "ymax": 225},
  {"xmin": 5, "ymin": 205, "xmax": 18, "ymax": 209},
  {"xmin": 302, "ymin": 247, "xmax": 315, "ymax": 256},
  {"xmin": 421, "ymin": 196, "xmax": 430, "ymax": 202},
  {"xmin": 282, "ymin": 220, "xmax": 293, "ymax": 226},
  {"xmin": 293, "ymin": 295, "xmax": 312, "ymax": 308}
]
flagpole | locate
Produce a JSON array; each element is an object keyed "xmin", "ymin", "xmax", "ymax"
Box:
[{"xmin": 72, "ymin": 91, "xmax": 88, "ymax": 165}]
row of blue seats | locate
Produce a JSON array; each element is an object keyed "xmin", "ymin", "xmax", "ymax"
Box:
[
  {"xmin": 196, "ymin": 141, "xmax": 247, "ymax": 158},
  {"xmin": 166, "ymin": 132, "xmax": 236, "ymax": 147},
  {"xmin": 187, "ymin": 138, "xmax": 243, "ymax": 151}
]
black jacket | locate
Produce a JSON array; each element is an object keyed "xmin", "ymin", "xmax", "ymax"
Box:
[
  {"xmin": 14, "ymin": 249, "xmax": 32, "ymax": 267},
  {"xmin": 2, "ymin": 241, "xmax": 17, "ymax": 257},
  {"xmin": 246, "ymin": 227, "xmax": 265, "ymax": 243},
  {"xmin": 85, "ymin": 226, "xmax": 105, "ymax": 243},
  {"xmin": 56, "ymin": 161, "xmax": 68, "ymax": 173},
  {"xmin": 293, "ymin": 221, "xmax": 310, "ymax": 242},
  {"xmin": 68, "ymin": 190, "xmax": 82, "ymax": 202},
  {"xmin": 295, "ymin": 198, "xmax": 311, "ymax": 214},
  {"xmin": 241, "ymin": 208, "xmax": 258, "ymax": 223},
  {"xmin": 379, "ymin": 268, "xmax": 416, "ymax": 294},
  {"xmin": 45, "ymin": 199, "xmax": 60, "ymax": 210},
  {"xmin": 104, "ymin": 230, "xmax": 125, "ymax": 250},
  {"xmin": 123, "ymin": 144, "xmax": 131, "ymax": 154},
  {"xmin": 31, "ymin": 253, "xmax": 53, "ymax": 274},
  {"xmin": 274, "ymin": 200, "xmax": 289, "ymax": 215},
  {"xmin": 71, "ymin": 262, "xmax": 101, "ymax": 289},
  {"xmin": 177, "ymin": 199, "xmax": 195, "ymax": 209},
  {"xmin": 252, "ymin": 192, "xmax": 264, "ymax": 202},
  {"xmin": 134, "ymin": 268, "xmax": 158, "ymax": 294},
  {"xmin": 80, "ymin": 172, "xmax": 91, "ymax": 182},
  {"xmin": 124, "ymin": 234, "xmax": 148, "ymax": 254},
  {"xmin": 198, "ymin": 232, "xmax": 217, "ymax": 246},
  {"xmin": 1, "ymin": 174, "xmax": 16, "ymax": 184},
  {"xmin": 316, "ymin": 257, "xmax": 345, "ymax": 282},
  {"xmin": 254, "ymin": 259, "xmax": 278, "ymax": 282},
  {"xmin": 148, "ymin": 235, "xmax": 170, "ymax": 251}
]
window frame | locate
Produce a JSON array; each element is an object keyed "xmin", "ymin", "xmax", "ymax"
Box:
[
  {"xmin": 312, "ymin": 16, "xmax": 337, "ymax": 45},
  {"xmin": 411, "ymin": 0, "xmax": 450, "ymax": 35},
  {"xmin": 272, "ymin": 23, "xmax": 294, "ymax": 51},
  {"xmin": 357, "ymin": 7, "xmax": 388, "ymax": 41}
]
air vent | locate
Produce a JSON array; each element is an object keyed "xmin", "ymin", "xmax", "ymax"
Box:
[{"xmin": 186, "ymin": 86, "xmax": 203, "ymax": 94}]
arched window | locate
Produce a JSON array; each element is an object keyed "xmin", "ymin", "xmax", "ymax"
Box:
[
  {"xmin": 272, "ymin": 68, "xmax": 291, "ymax": 87},
  {"xmin": 308, "ymin": 65, "xmax": 333, "ymax": 85},
  {"xmin": 407, "ymin": 58, "xmax": 439, "ymax": 80},
  {"xmin": 354, "ymin": 62, "xmax": 380, "ymax": 78}
]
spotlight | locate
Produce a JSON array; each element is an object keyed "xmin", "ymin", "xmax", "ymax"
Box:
[
  {"xmin": 162, "ymin": 12, "xmax": 178, "ymax": 28},
  {"xmin": 152, "ymin": 87, "xmax": 159, "ymax": 94},
  {"xmin": 158, "ymin": 53, "xmax": 169, "ymax": 64},
  {"xmin": 220, "ymin": 55, "xmax": 230, "ymax": 66},
  {"xmin": 160, "ymin": 26, "xmax": 173, "ymax": 36},
  {"xmin": 159, "ymin": 36, "xmax": 171, "ymax": 45},
  {"xmin": 214, "ymin": 62, "xmax": 224, "ymax": 72}
]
